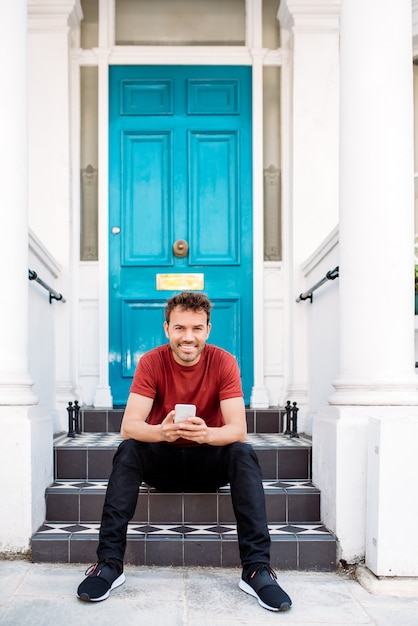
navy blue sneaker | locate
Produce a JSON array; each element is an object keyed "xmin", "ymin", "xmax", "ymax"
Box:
[
  {"xmin": 77, "ymin": 561, "xmax": 125, "ymax": 602},
  {"xmin": 239, "ymin": 564, "xmax": 292, "ymax": 611}
]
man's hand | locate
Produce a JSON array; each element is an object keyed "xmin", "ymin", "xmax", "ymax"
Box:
[
  {"xmin": 160, "ymin": 410, "xmax": 182, "ymax": 443},
  {"xmin": 176, "ymin": 416, "xmax": 209, "ymax": 445}
]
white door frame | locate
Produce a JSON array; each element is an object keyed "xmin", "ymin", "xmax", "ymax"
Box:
[{"xmin": 72, "ymin": 0, "xmax": 284, "ymax": 408}]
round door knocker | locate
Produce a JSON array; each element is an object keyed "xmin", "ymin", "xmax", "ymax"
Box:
[{"xmin": 173, "ymin": 239, "xmax": 189, "ymax": 258}]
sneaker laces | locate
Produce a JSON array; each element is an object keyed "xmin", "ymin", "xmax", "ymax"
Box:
[
  {"xmin": 84, "ymin": 563, "xmax": 99, "ymax": 576},
  {"xmin": 249, "ymin": 564, "xmax": 277, "ymax": 582},
  {"xmin": 84, "ymin": 560, "xmax": 120, "ymax": 577}
]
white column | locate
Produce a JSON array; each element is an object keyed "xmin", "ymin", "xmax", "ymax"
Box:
[
  {"xmin": 0, "ymin": 1, "xmax": 37, "ymax": 406},
  {"xmin": 313, "ymin": 0, "xmax": 418, "ymax": 575},
  {"xmin": 0, "ymin": 0, "xmax": 47, "ymax": 554},
  {"xmin": 278, "ymin": 0, "xmax": 340, "ymax": 429},
  {"xmin": 330, "ymin": 0, "xmax": 416, "ymax": 405}
]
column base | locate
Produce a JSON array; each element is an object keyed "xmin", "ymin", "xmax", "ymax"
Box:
[
  {"xmin": 329, "ymin": 375, "xmax": 418, "ymax": 406},
  {"xmin": 0, "ymin": 405, "xmax": 53, "ymax": 553},
  {"xmin": 0, "ymin": 374, "xmax": 38, "ymax": 406},
  {"xmin": 312, "ymin": 405, "xmax": 369, "ymax": 564},
  {"xmin": 313, "ymin": 404, "xmax": 418, "ymax": 573},
  {"xmin": 366, "ymin": 414, "xmax": 418, "ymax": 576}
]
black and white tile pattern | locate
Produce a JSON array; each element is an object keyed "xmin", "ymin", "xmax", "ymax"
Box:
[
  {"xmin": 34, "ymin": 521, "xmax": 332, "ymax": 538},
  {"xmin": 54, "ymin": 432, "xmax": 310, "ymax": 449},
  {"xmin": 46, "ymin": 478, "xmax": 318, "ymax": 493}
]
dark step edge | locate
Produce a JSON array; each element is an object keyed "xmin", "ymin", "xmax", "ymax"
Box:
[{"xmin": 31, "ymin": 524, "xmax": 337, "ymax": 571}]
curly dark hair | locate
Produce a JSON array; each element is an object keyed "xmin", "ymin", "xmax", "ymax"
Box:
[{"xmin": 164, "ymin": 291, "xmax": 213, "ymax": 324}]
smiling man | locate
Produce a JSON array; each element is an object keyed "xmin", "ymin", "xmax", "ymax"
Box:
[{"xmin": 76, "ymin": 291, "xmax": 292, "ymax": 612}]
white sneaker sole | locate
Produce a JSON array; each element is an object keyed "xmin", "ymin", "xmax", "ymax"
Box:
[
  {"xmin": 78, "ymin": 572, "xmax": 126, "ymax": 602},
  {"xmin": 239, "ymin": 579, "xmax": 291, "ymax": 612}
]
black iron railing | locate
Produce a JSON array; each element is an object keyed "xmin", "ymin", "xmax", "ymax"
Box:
[
  {"xmin": 67, "ymin": 401, "xmax": 81, "ymax": 437},
  {"xmin": 296, "ymin": 266, "xmax": 339, "ymax": 303},
  {"xmin": 28, "ymin": 269, "xmax": 66, "ymax": 303}
]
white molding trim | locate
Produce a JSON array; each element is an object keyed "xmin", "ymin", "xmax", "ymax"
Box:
[
  {"xmin": 77, "ymin": 47, "xmax": 286, "ymax": 68},
  {"xmin": 278, "ymin": 0, "xmax": 340, "ymax": 34},
  {"xmin": 28, "ymin": 228, "xmax": 61, "ymax": 278},
  {"xmin": 93, "ymin": 47, "xmax": 113, "ymax": 409},
  {"xmin": 109, "ymin": 46, "xmax": 253, "ymax": 66},
  {"xmin": 28, "ymin": 0, "xmax": 83, "ymax": 33},
  {"xmin": 301, "ymin": 225, "xmax": 339, "ymax": 276},
  {"xmin": 250, "ymin": 44, "xmax": 269, "ymax": 407},
  {"xmin": 75, "ymin": 0, "xmax": 280, "ymax": 409}
]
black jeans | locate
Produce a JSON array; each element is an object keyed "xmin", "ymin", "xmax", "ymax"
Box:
[{"xmin": 97, "ymin": 440, "xmax": 270, "ymax": 567}]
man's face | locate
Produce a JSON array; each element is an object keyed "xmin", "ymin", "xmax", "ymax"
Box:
[{"xmin": 164, "ymin": 306, "xmax": 211, "ymax": 366}]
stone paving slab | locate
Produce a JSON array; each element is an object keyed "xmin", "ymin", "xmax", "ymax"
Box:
[{"xmin": 0, "ymin": 561, "xmax": 417, "ymax": 625}]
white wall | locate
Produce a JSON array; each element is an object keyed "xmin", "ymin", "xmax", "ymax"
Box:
[
  {"xmin": 302, "ymin": 227, "xmax": 339, "ymax": 435},
  {"xmin": 28, "ymin": 230, "xmax": 63, "ymax": 433}
]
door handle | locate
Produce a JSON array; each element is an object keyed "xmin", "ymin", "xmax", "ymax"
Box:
[
  {"xmin": 173, "ymin": 239, "xmax": 189, "ymax": 258},
  {"xmin": 111, "ymin": 226, "xmax": 121, "ymax": 234}
]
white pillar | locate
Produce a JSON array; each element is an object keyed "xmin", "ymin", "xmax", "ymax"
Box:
[
  {"xmin": 330, "ymin": 0, "xmax": 416, "ymax": 405},
  {"xmin": 313, "ymin": 0, "xmax": 418, "ymax": 575},
  {"xmin": 0, "ymin": 0, "xmax": 50, "ymax": 554},
  {"xmin": 28, "ymin": 0, "xmax": 83, "ymax": 426},
  {"xmin": 0, "ymin": 1, "xmax": 36, "ymax": 405},
  {"xmin": 278, "ymin": 0, "xmax": 340, "ymax": 430}
]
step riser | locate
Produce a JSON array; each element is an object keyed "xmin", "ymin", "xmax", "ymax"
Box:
[
  {"xmin": 45, "ymin": 488, "xmax": 320, "ymax": 525},
  {"xmin": 54, "ymin": 446, "xmax": 311, "ymax": 481},
  {"xmin": 31, "ymin": 532, "xmax": 336, "ymax": 571}
]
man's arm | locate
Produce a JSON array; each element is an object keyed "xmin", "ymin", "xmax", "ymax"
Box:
[
  {"xmin": 120, "ymin": 392, "xmax": 180, "ymax": 443},
  {"xmin": 177, "ymin": 396, "xmax": 247, "ymax": 446}
]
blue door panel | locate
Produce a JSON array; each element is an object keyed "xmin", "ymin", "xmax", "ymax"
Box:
[
  {"xmin": 189, "ymin": 131, "xmax": 238, "ymax": 264},
  {"xmin": 208, "ymin": 298, "xmax": 241, "ymax": 364},
  {"xmin": 187, "ymin": 79, "xmax": 240, "ymax": 115},
  {"xmin": 109, "ymin": 66, "xmax": 253, "ymax": 405},
  {"xmin": 122, "ymin": 132, "xmax": 172, "ymax": 265},
  {"xmin": 121, "ymin": 300, "xmax": 167, "ymax": 377},
  {"xmin": 121, "ymin": 79, "xmax": 174, "ymax": 115}
]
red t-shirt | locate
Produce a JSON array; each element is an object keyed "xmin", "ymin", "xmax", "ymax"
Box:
[{"xmin": 130, "ymin": 343, "xmax": 243, "ymax": 447}]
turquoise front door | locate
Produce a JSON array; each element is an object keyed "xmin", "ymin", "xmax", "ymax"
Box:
[{"xmin": 109, "ymin": 66, "xmax": 253, "ymax": 405}]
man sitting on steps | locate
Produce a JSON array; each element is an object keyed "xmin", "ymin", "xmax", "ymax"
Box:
[{"xmin": 76, "ymin": 291, "xmax": 292, "ymax": 612}]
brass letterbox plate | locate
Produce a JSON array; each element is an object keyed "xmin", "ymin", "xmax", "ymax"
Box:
[{"xmin": 156, "ymin": 273, "xmax": 204, "ymax": 291}]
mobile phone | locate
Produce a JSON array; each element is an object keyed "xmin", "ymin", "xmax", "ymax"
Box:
[{"xmin": 174, "ymin": 404, "xmax": 196, "ymax": 423}]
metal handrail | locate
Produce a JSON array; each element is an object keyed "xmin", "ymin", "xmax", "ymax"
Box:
[
  {"xmin": 296, "ymin": 266, "xmax": 339, "ymax": 303},
  {"xmin": 28, "ymin": 269, "xmax": 66, "ymax": 303}
]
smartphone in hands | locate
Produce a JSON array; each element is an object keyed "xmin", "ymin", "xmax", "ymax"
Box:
[{"xmin": 174, "ymin": 404, "xmax": 196, "ymax": 423}]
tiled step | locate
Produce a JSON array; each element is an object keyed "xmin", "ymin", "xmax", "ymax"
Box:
[
  {"xmin": 31, "ymin": 520, "xmax": 336, "ymax": 570},
  {"xmin": 44, "ymin": 479, "xmax": 321, "ymax": 525},
  {"xmin": 33, "ymin": 406, "xmax": 336, "ymax": 570},
  {"xmin": 54, "ymin": 433, "xmax": 312, "ymax": 481}
]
